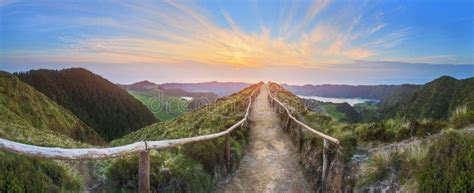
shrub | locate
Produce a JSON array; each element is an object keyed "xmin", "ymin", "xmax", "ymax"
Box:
[
  {"xmin": 416, "ymin": 130, "xmax": 474, "ymax": 193},
  {"xmin": 355, "ymin": 122, "xmax": 396, "ymax": 142},
  {"xmin": 105, "ymin": 152, "xmax": 213, "ymax": 193},
  {"xmin": 356, "ymin": 152, "xmax": 402, "ymax": 188},
  {"xmin": 0, "ymin": 151, "xmax": 82, "ymax": 193},
  {"xmin": 450, "ymin": 105, "xmax": 474, "ymax": 129},
  {"xmin": 336, "ymin": 131, "xmax": 358, "ymax": 162}
]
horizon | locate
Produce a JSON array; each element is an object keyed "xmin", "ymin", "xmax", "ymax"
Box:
[
  {"xmin": 5, "ymin": 66, "xmax": 473, "ymax": 87},
  {"xmin": 1, "ymin": 0, "xmax": 473, "ymax": 85}
]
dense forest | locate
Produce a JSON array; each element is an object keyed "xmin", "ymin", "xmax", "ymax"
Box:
[{"xmin": 15, "ymin": 68, "xmax": 158, "ymax": 141}]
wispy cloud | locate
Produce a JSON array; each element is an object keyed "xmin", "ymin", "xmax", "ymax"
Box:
[{"xmin": 2, "ymin": 0, "xmax": 413, "ymax": 68}]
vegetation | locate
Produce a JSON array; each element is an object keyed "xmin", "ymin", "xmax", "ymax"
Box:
[
  {"xmin": 15, "ymin": 68, "xmax": 158, "ymax": 141},
  {"xmin": 107, "ymin": 83, "xmax": 262, "ymax": 192},
  {"xmin": 450, "ymin": 105, "xmax": 474, "ymax": 129},
  {"xmin": 0, "ymin": 151, "xmax": 83, "ymax": 193},
  {"xmin": 0, "ymin": 71, "xmax": 102, "ymax": 145},
  {"xmin": 357, "ymin": 130, "xmax": 474, "ymax": 192},
  {"xmin": 416, "ymin": 130, "xmax": 474, "ymax": 192},
  {"xmin": 129, "ymin": 90, "xmax": 189, "ymax": 120},
  {"xmin": 284, "ymin": 84, "xmax": 413, "ymax": 100},
  {"xmin": 356, "ymin": 152, "xmax": 401, "ymax": 188},
  {"xmin": 105, "ymin": 152, "xmax": 212, "ymax": 193},
  {"xmin": 379, "ymin": 76, "xmax": 474, "ymax": 120}
]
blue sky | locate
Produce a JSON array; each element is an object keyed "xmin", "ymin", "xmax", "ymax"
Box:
[{"xmin": 0, "ymin": 0, "xmax": 473, "ymax": 85}]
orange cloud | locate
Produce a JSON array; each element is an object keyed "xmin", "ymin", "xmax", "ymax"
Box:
[{"xmin": 13, "ymin": 1, "xmax": 408, "ymax": 68}]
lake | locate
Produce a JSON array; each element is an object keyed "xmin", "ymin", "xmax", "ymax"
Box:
[{"xmin": 297, "ymin": 95, "xmax": 379, "ymax": 106}]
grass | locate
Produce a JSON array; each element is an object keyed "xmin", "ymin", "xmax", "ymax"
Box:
[
  {"xmin": 450, "ymin": 105, "xmax": 474, "ymax": 129},
  {"xmin": 0, "ymin": 71, "xmax": 103, "ymax": 145},
  {"xmin": 356, "ymin": 152, "xmax": 401, "ymax": 188},
  {"xmin": 0, "ymin": 151, "xmax": 83, "ymax": 193},
  {"xmin": 107, "ymin": 83, "xmax": 262, "ymax": 192},
  {"xmin": 416, "ymin": 130, "xmax": 474, "ymax": 192},
  {"xmin": 129, "ymin": 90, "xmax": 190, "ymax": 121},
  {"xmin": 355, "ymin": 130, "xmax": 474, "ymax": 192},
  {"xmin": 353, "ymin": 101, "xmax": 378, "ymax": 113}
]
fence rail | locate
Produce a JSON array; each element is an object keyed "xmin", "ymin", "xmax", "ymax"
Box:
[
  {"xmin": 267, "ymin": 90, "xmax": 339, "ymax": 193},
  {"xmin": 0, "ymin": 85, "xmax": 261, "ymax": 193},
  {"xmin": 267, "ymin": 92, "xmax": 339, "ymax": 144}
]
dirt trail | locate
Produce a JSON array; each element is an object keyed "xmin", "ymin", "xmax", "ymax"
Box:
[{"xmin": 218, "ymin": 84, "xmax": 311, "ymax": 193}]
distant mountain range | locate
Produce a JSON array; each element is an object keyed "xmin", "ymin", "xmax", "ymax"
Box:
[
  {"xmin": 283, "ymin": 84, "xmax": 420, "ymax": 100},
  {"xmin": 298, "ymin": 75, "xmax": 474, "ymax": 122},
  {"xmin": 119, "ymin": 80, "xmax": 219, "ymax": 120},
  {"xmin": 160, "ymin": 81, "xmax": 250, "ymax": 97},
  {"xmin": 15, "ymin": 68, "xmax": 158, "ymax": 141}
]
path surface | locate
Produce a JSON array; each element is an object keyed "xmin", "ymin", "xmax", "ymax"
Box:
[{"xmin": 218, "ymin": 84, "xmax": 311, "ymax": 193}]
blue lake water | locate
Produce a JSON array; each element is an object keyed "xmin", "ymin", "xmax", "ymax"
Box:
[{"xmin": 297, "ymin": 95, "xmax": 379, "ymax": 106}]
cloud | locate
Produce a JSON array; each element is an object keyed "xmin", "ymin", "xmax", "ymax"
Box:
[{"xmin": 2, "ymin": 1, "xmax": 414, "ymax": 68}]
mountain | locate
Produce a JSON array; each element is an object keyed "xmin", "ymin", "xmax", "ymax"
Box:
[
  {"xmin": 159, "ymin": 81, "xmax": 250, "ymax": 97},
  {"xmin": 119, "ymin": 80, "xmax": 159, "ymax": 92},
  {"xmin": 0, "ymin": 71, "xmax": 92, "ymax": 192},
  {"xmin": 15, "ymin": 68, "xmax": 158, "ymax": 141},
  {"xmin": 283, "ymin": 84, "xmax": 419, "ymax": 100},
  {"xmin": 0, "ymin": 71, "xmax": 103, "ymax": 145},
  {"xmin": 379, "ymin": 76, "xmax": 474, "ymax": 119},
  {"xmin": 303, "ymin": 99, "xmax": 360, "ymax": 123},
  {"xmin": 120, "ymin": 81, "xmax": 219, "ymax": 120}
]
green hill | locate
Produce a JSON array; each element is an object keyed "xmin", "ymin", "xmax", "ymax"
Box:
[
  {"xmin": 129, "ymin": 89, "xmax": 189, "ymax": 120},
  {"xmin": 15, "ymin": 68, "xmax": 158, "ymax": 141},
  {"xmin": 0, "ymin": 71, "xmax": 103, "ymax": 145},
  {"xmin": 119, "ymin": 81, "xmax": 218, "ymax": 120},
  {"xmin": 121, "ymin": 80, "xmax": 218, "ymax": 120},
  {"xmin": 0, "ymin": 71, "xmax": 96, "ymax": 193},
  {"xmin": 379, "ymin": 76, "xmax": 474, "ymax": 120},
  {"xmin": 108, "ymin": 83, "xmax": 262, "ymax": 192}
]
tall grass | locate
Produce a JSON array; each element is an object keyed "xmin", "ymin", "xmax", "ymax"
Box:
[
  {"xmin": 356, "ymin": 152, "xmax": 401, "ymax": 188},
  {"xmin": 450, "ymin": 105, "xmax": 474, "ymax": 129}
]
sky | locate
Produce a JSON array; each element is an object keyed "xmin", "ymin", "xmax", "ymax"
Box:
[{"xmin": 0, "ymin": 0, "xmax": 473, "ymax": 85}]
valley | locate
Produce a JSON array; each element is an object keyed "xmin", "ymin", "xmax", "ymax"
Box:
[{"xmin": 0, "ymin": 69, "xmax": 473, "ymax": 193}]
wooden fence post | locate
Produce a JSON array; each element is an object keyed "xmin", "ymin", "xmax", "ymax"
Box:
[
  {"xmin": 321, "ymin": 139, "xmax": 329, "ymax": 193},
  {"xmin": 139, "ymin": 151, "xmax": 150, "ymax": 193},
  {"xmin": 225, "ymin": 134, "xmax": 231, "ymax": 172}
]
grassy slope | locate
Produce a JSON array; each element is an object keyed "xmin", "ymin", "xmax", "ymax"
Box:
[
  {"xmin": 108, "ymin": 83, "xmax": 262, "ymax": 192},
  {"xmin": 129, "ymin": 89, "xmax": 189, "ymax": 121},
  {"xmin": 0, "ymin": 71, "xmax": 95, "ymax": 192},
  {"xmin": 15, "ymin": 68, "xmax": 158, "ymax": 141},
  {"xmin": 272, "ymin": 82, "xmax": 473, "ymax": 192},
  {"xmin": 380, "ymin": 76, "xmax": 474, "ymax": 120},
  {"xmin": 0, "ymin": 71, "xmax": 103, "ymax": 145}
]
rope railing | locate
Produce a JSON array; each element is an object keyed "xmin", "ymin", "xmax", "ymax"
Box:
[
  {"xmin": 0, "ymin": 85, "xmax": 261, "ymax": 193},
  {"xmin": 267, "ymin": 90, "xmax": 339, "ymax": 193}
]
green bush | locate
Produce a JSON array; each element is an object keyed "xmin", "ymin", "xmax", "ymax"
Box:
[
  {"xmin": 0, "ymin": 151, "xmax": 82, "ymax": 193},
  {"xmin": 396, "ymin": 120, "xmax": 447, "ymax": 141},
  {"xmin": 450, "ymin": 106, "xmax": 474, "ymax": 129},
  {"xmin": 416, "ymin": 131, "xmax": 474, "ymax": 193},
  {"xmin": 355, "ymin": 122, "xmax": 396, "ymax": 142},
  {"xmin": 105, "ymin": 152, "xmax": 213, "ymax": 193},
  {"xmin": 335, "ymin": 130, "xmax": 358, "ymax": 162},
  {"xmin": 356, "ymin": 152, "xmax": 402, "ymax": 188}
]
